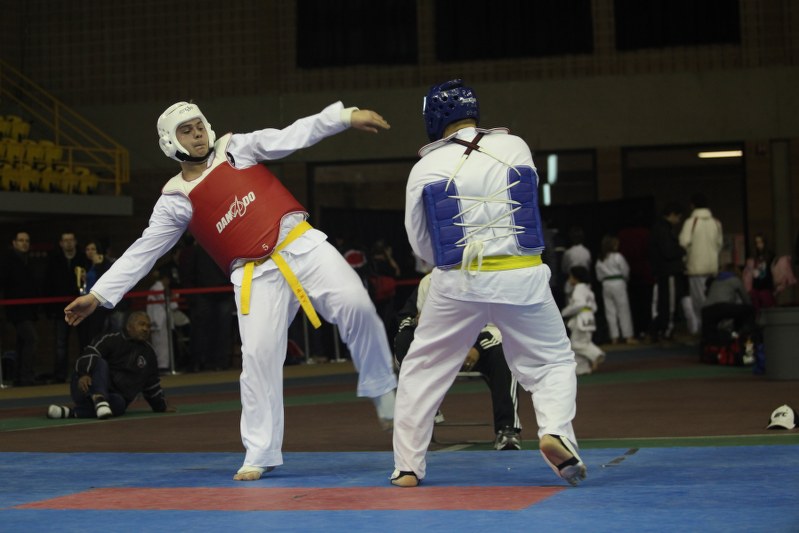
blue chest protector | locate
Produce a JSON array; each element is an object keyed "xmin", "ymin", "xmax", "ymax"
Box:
[{"xmin": 421, "ymin": 165, "xmax": 545, "ymax": 269}]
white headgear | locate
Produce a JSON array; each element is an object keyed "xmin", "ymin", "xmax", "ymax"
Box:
[{"xmin": 156, "ymin": 102, "xmax": 216, "ymax": 162}]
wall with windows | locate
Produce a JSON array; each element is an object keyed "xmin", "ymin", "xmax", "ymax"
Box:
[{"xmin": 0, "ymin": 0, "xmax": 797, "ymax": 259}]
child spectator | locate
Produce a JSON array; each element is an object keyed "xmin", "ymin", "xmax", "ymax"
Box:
[
  {"xmin": 561, "ymin": 266, "xmax": 605, "ymax": 375},
  {"xmin": 595, "ymin": 234, "xmax": 637, "ymax": 344},
  {"xmin": 146, "ymin": 267, "xmax": 177, "ymax": 371},
  {"xmin": 561, "ymin": 226, "xmax": 592, "ymax": 299}
]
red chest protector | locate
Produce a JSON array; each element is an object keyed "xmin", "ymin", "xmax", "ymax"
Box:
[{"xmin": 176, "ymin": 162, "xmax": 305, "ymax": 274}]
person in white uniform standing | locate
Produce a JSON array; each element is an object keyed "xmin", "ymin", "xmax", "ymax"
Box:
[
  {"xmin": 391, "ymin": 80, "xmax": 586, "ymax": 488},
  {"xmin": 595, "ymin": 234, "xmax": 638, "ymax": 344},
  {"xmin": 64, "ymin": 100, "xmax": 398, "ymax": 481}
]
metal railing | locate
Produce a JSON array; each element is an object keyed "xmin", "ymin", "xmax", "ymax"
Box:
[{"xmin": 0, "ymin": 58, "xmax": 129, "ymax": 195}]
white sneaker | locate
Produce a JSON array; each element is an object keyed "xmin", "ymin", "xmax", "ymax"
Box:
[
  {"xmin": 47, "ymin": 405, "xmax": 72, "ymax": 419},
  {"xmin": 94, "ymin": 400, "xmax": 112, "ymax": 420}
]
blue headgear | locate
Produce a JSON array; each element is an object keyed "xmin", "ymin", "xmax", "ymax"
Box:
[{"xmin": 422, "ymin": 79, "xmax": 479, "ymax": 142}]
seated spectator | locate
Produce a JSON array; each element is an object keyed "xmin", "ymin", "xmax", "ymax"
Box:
[
  {"xmin": 394, "ymin": 275, "xmax": 522, "ymax": 451},
  {"xmin": 561, "ymin": 266, "xmax": 605, "ymax": 375},
  {"xmin": 46, "ymin": 312, "xmax": 175, "ymax": 419},
  {"xmin": 701, "ymin": 264, "xmax": 756, "ymax": 346}
]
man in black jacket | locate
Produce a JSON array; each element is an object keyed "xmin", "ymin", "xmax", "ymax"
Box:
[
  {"xmin": 47, "ymin": 311, "xmax": 174, "ymax": 419},
  {"xmin": 2, "ymin": 231, "xmax": 39, "ymax": 386},
  {"xmin": 44, "ymin": 231, "xmax": 89, "ymax": 382},
  {"xmin": 649, "ymin": 203, "xmax": 686, "ymax": 341}
]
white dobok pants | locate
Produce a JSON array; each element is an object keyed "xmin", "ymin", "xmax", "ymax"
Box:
[
  {"xmin": 235, "ymin": 241, "xmax": 397, "ymax": 468},
  {"xmin": 393, "ymin": 279, "xmax": 578, "ymax": 480}
]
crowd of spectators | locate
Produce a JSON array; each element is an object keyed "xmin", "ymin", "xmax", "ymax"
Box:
[{"xmin": 3, "ymin": 199, "xmax": 796, "ymax": 386}]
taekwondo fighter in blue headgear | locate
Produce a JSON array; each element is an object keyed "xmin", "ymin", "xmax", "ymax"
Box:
[{"xmin": 391, "ymin": 80, "xmax": 586, "ymax": 488}]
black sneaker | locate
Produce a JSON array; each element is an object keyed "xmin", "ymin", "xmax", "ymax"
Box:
[{"xmin": 494, "ymin": 427, "xmax": 521, "ymax": 450}]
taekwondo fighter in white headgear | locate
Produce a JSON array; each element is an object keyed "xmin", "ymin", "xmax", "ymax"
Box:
[{"xmin": 65, "ymin": 100, "xmax": 398, "ymax": 481}]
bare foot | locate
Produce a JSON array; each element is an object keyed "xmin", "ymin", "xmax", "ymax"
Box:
[
  {"xmin": 233, "ymin": 466, "xmax": 274, "ymax": 481},
  {"xmin": 390, "ymin": 470, "xmax": 419, "ymax": 487}
]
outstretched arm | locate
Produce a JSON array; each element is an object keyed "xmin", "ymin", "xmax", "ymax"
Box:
[{"xmin": 228, "ymin": 102, "xmax": 391, "ymax": 165}]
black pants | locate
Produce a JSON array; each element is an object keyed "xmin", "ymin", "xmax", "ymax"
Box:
[
  {"xmin": 189, "ymin": 294, "xmax": 235, "ymax": 370},
  {"xmin": 12, "ymin": 320, "xmax": 37, "ymax": 385},
  {"xmin": 69, "ymin": 357, "xmax": 127, "ymax": 418},
  {"xmin": 701, "ymin": 303, "xmax": 756, "ymax": 344}
]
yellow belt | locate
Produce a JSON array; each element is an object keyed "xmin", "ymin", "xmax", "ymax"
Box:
[
  {"xmin": 455, "ymin": 254, "xmax": 542, "ymax": 271},
  {"xmin": 240, "ymin": 221, "xmax": 321, "ymax": 329}
]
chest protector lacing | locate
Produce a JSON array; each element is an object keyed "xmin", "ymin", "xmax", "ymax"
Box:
[{"xmin": 444, "ymin": 133, "xmax": 526, "ymax": 275}]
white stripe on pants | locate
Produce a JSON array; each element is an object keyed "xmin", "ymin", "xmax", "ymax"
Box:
[
  {"xmin": 688, "ymin": 275, "xmax": 709, "ymax": 332},
  {"xmin": 393, "ymin": 281, "xmax": 577, "ymax": 480}
]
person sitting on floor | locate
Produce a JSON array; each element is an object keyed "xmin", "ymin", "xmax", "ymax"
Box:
[
  {"xmin": 46, "ymin": 311, "xmax": 175, "ymax": 419},
  {"xmin": 701, "ymin": 263, "xmax": 756, "ymax": 347},
  {"xmin": 394, "ymin": 274, "xmax": 523, "ymax": 450}
]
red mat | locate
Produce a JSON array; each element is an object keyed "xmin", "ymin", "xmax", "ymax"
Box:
[{"xmin": 18, "ymin": 486, "xmax": 563, "ymax": 511}]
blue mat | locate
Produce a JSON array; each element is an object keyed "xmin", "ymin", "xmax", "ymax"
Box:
[{"xmin": 1, "ymin": 447, "xmax": 797, "ymax": 532}]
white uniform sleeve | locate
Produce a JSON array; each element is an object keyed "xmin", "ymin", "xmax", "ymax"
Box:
[
  {"xmin": 90, "ymin": 194, "xmax": 192, "ymax": 307},
  {"xmin": 225, "ymin": 101, "xmax": 350, "ymax": 166}
]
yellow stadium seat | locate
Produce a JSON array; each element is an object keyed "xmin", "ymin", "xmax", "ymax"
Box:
[
  {"xmin": 41, "ymin": 165, "xmax": 64, "ymax": 193},
  {"xmin": 78, "ymin": 171, "xmax": 100, "ymax": 194},
  {"xmin": 7, "ymin": 115, "xmax": 31, "ymax": 141},
  {"xmin": 39, "ymin": 140, "xmax": 63, "ymax": 165},
  {"xmin": 73, "ymin": 166, "xmax": 97, "ymax": 194},
  {"xmin": 22, "ymin": 139, "xmax": 45, "ymax": 167},
  {"xmin": 5, "ymin": 163, "xmax": 22, "ymax": 191},
  {"xmin": 0, "ymin": 116, "xmax": 11, "ymax": 138},
  {"xmin": 0, "ymin": 162, "xmax": 15, "ymax": 190},
  {"xmin": 2, "ymin": 138, "xmax": 25, "ymax": 163},
  {"xmin": 60, "ymin": 167, "xmax": 80, "ymax": 194},
  {"xmin": 16, "ymin": 162, "xmax": 41, "ymax": 192}
]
